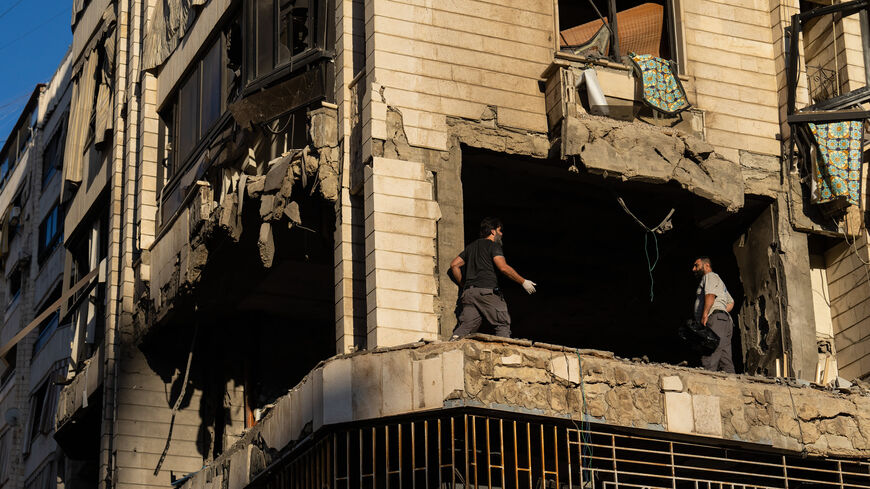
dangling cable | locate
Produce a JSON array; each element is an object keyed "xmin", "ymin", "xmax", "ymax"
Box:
[
  {"xmin": 644, "ymin": 231, "xmax": 660, "ymax": 301},
  {"xmin": 617, "ymin": 196, "xmax": 673, "ymax": 302}
]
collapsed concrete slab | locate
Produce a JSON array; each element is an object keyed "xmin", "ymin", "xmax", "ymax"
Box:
[{"xmin": 563, "ymin": 115, "xmax": 745, "ymax": 212}]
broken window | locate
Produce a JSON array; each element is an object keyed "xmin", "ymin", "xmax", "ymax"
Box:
[
  {"xmin": 245, "ymin": 0, "xmax": 321, "ymax": 82},
  {"xmin": 559, "ymin": 0, "xmax": 682, "ymax": 70},
  {"xmin": 159, "ymin": 35, "xmax": 227, "ymax": 188},
  {"xmin": 42, "ymin": 118, "xmax": 66, "ymax": 186},
  {"xmin": 64, "ymin": 208, "xmax": 108, "ymax": 368}
]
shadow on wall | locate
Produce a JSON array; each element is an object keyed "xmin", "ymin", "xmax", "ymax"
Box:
[{"xmin": 137, "ymin": 191, "xmax": 336, "ymax": 461}]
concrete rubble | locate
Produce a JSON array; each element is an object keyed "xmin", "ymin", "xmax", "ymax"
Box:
[{"xmin": 141, "ymin": 107, "xmax": 341, "ymax": 332}]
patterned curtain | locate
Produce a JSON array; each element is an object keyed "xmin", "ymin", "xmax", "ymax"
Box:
[
  {"xmin": 629, "ymin": 54, "xmax": 690, "ymax": 115},
  {"xmin": 807, "ymin": 121, "xmax": 864, "ymax": 206}
]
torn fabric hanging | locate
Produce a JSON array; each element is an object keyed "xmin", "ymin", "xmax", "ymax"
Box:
[
  {"xmin": 143, "ymin": 0, "xmax": 208, "ymax": 71},
  {"xmin": 94, "ymin": 9, "xmax": 117, "ymax": 146},
  {"xmin": 807, "ymin": 120, "xmax": 864, "ymax": 207},
  {"xmin": 61, "ymin": 50, "xmax": 99, "ymax": 201},
  {"xmin": 629, "ymin": 54, "xmax": 690, "ymax": 115}
]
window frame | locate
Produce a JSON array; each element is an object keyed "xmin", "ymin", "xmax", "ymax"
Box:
[
  {"xmin": 0, "ymin": 345, "xmax": 16, "ymax": 388},
  {"xmin": 42, "ymin": 118, "xmax": 67, "ymax": 187},
  {"xmin": 0, "ymin": 430, "xmax": 8, "ymax": 486},
  {"xmin": 38, "ymin": 201, "xmax": 63, "ymax": 262},
  {"xmin": 244, "ymin": 0, "xmax": 327, "ymax": 85},
  {"xmin": 159, "ymin": 34, "xmax": 228, "ymax": 194},
  {"xmin": 557, "ymin": 0, "xmax": 685, "ymax": 73},
  {"xmin": 7, "ymin": 264, "xmax": 22, "ymax": 306}
]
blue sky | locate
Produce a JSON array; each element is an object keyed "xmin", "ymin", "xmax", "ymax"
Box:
[{"xmin": 0, "ymin": 0, "xmax": 72, "ymax": 147}]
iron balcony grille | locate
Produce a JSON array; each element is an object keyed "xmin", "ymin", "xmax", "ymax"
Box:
[{"xmin": 256, "ymin": 410, "xmax": 870, "ymax": 489}]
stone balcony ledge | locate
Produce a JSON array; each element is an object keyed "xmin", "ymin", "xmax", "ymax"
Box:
[{"xmin": 178, "ymin": 335, "xmax": 870, "ymax": 489}]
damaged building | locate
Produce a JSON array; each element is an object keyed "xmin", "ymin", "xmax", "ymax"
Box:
[
  {"xmin": 5, "ymin": 0, "xmax": 870, "ymax": 487},
  {"xmin": 0, "ymin": 52, "xmax": 73, "ymax": 489}
]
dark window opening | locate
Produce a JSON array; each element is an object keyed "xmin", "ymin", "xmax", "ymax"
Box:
[
  {"xmin": 42, "ymin": 119, "xmax": 66, "ymax": 186},
  {"xmin": 8, "ymin": 265, "xmax": 22, "ymax": 305},
  {"xmin": 0, "ymin": 345, "xmax": 16, "ymax": 387},
  {"xmin": 39, "ymin": 202, "xmax": 63, "ymax": 262},
  {"xmin": 255, "ymin": 106, "xmax": 310, "ymax": 165},
  {"xmin": 245, "ymin": 0, "xmax": 321, "ymax": 82},
  {"xmin": 0, "ymin": 152, "xmax": 11, "ymax": 188},
  {"xmin": 559, "ymin": 0, "xmax": 680, "ymax": 68},
  {"xmin": 159, "ymin": 35, "xmax": 226, "ymax": 191},
  {"xmin": 33, "ymin": 311, "xmax": 60, "ymax": 357},
  {"xmin": 7, "ymin": 191, "xmax": 24, "ymax": 243},
  {"xmin": 33, "ymin": 285, "xmax": 63, "ymax": 357},
  {"xmin": 27, "ymin": 381, "xmax": 48, "ymax": 446},
  {"xmin": 459, "ymin": 150, "xmax": 763, "ymax": 370}
]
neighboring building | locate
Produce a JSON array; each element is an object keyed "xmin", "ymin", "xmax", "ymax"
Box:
[
  {"xmin": 0, "ymin": 51, "xmax": 72, "ymax": 489},
  {"xmin": 4, "ymin": 0, "xmax": 870, "ymax": 488}
]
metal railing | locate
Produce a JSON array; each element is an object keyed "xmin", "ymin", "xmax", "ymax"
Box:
[{"xmin": 256, "ymin": 411, "xmax": 870, "ymax": 489}]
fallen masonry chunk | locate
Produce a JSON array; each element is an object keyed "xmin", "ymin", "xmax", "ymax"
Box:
[
  {"xmin": 284, "ymin": 201, "xmax": 301, "ymax": 225},
  {"xmin": 258, "ymin": 222, "xmax": 274, "ymax": 268}
]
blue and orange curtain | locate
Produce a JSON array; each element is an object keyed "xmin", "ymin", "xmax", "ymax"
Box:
[
  {"xmin": 808, "ymin": 121, "xmax": 863, "ymax": 206},
  {"xmin": 629, "ymin": 54, "xmax": 690, "ymax": 115}
]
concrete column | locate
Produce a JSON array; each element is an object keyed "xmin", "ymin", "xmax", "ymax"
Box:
[{"xmin": 364, "ymin": 157, "xmax": 441, "ymax": 348}]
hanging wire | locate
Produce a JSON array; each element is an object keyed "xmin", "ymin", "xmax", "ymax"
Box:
[
  {"xmin": 644, "ymin": 231, "xmax": 660, "ymax": 302},
  {"xmin": 616, "ymin": 196, "xmax": 674, "ymax": 302}
]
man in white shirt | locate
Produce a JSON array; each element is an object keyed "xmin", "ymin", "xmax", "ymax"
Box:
[{"xmin": 692, "ymin": 256, "xmax": 736, "ymax": 373}]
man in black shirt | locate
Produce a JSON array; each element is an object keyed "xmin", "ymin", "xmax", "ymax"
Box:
[{"xmin": 449, "ymin": 217, "xmax": 537, "ymax": 339}]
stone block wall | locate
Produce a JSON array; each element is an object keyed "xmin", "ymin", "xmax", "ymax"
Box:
[
  {"xmin": 363, "ymin": 157, "xmax": 441, "ymax": 347},
  {"xmin": 176, "ymin": 337, "xmax": 870, "ymax": 489},
  {"xmin": 361, "ymin": 0, "xmax": 553, "ymax": 162},
  {"xmin": 826, "ymin": 239, "xmax": 870, "ymax": 380},
  {"xmin": 682, "ymin": 0, "xmax": 782, "ymax": 161}
]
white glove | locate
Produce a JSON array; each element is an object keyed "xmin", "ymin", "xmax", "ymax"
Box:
[{"xmin": 522, "ymin": 280, "xmax": 537, "ymax": 295}]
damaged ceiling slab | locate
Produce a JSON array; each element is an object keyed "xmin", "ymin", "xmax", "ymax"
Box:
[{"xmin": 562, "ymin": 114, "xmax": 745, "ymax": 212}]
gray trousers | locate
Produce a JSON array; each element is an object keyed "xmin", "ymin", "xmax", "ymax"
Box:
[
  {"xmin": 453, "ymin": 288, "xmax": 511, "ymax": 338},
  {"xmin": 701, "ymin": 311, "xmax": 735, "ymax": 373}
]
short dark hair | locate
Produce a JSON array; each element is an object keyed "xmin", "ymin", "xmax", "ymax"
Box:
[
  {"xmin": 479, "ymin": 217, "xmax": 502, "ymax": 238},
  {"xmin": 696, "ymin": 256, "xmax": 712, "ymax": 267}
]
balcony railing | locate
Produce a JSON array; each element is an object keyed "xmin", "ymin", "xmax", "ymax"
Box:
[{"xmin": 250, "ymin": 409, "xmax": 870, "ymax": 489}]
